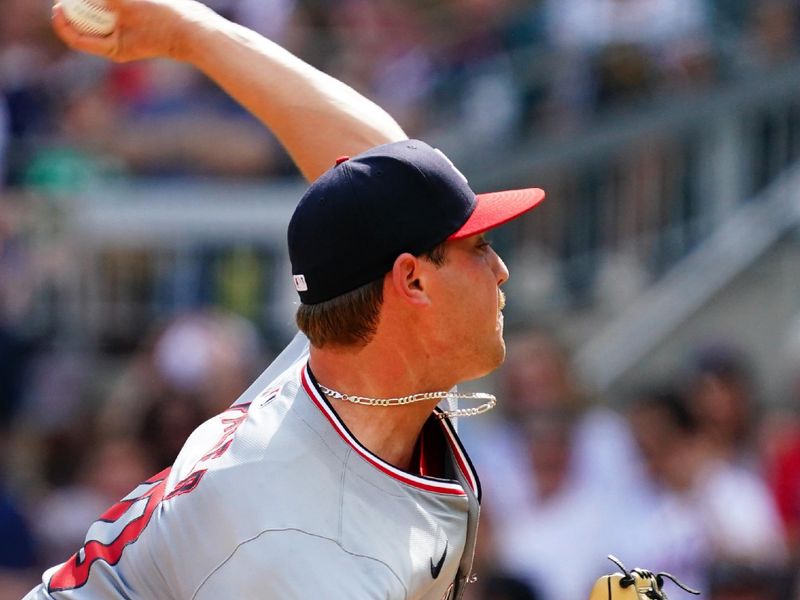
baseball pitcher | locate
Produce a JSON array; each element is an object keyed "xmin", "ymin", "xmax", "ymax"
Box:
[{"xmin": 27, "ymin": 1, "xmax": 545, "ymax": 598}]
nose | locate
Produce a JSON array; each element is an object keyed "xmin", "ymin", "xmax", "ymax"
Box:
[{"xmin": 491, "ymin": 247, "xmax": 510, "ymax": 286}]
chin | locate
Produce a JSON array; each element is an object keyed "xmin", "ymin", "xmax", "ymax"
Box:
[
  {"xmin": 472, "ymin": 337, "xmax": 507, "ymax": 379},
  {"xmin": 448, "ymin": 322, "xmax": 507, "ymax": 381},
  {"xmin": 492, "ymin": 337, "xmax": 507, "ymax": 368}
]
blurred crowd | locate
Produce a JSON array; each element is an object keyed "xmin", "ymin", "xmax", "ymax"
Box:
[
  {"xmin": 461, "ymin": 326, "xmax": 800, "ymax": 600},
  {"xmin": 0, "ymin": 0, "xmax": 798, "ymax": 187},
  {"xmin": 2, "ymin": 0, "xmax": 800, "ymax": 599}
]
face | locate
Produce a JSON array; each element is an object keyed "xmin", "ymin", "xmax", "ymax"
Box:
[
  {"xmin": 690, "ymin": 373, "xmax": 750, "ymax": 438},
  {"xmin": 418, "ymin": 233, "xmax": 509, "ymax": 381}
]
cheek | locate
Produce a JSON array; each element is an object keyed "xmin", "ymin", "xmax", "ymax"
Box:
[
  {"xmin": 452, "ymin": 275, "xmax": 494, "ymax": 314},
  {"xmin": 430, "ymin": 259, "xmax": 498, "ymax": 327},
  {"xmin": 433, "ymin": 284, "xmax": 482, "ymax": 339}
]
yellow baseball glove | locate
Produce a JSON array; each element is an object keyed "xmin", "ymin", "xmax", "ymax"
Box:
[{"xmin": 589, "ymin": 556, "xmax": 700, "ymax": 600}]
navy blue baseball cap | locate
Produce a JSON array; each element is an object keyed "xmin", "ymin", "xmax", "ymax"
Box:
[{"xmin": 288, "ymin": 139, "xmax": 545, "ymax": 305}]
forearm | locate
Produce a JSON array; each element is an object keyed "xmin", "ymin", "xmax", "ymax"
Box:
[{"xmin": 175, "ymin": 8, "xmax": 406, "ymax": 181}]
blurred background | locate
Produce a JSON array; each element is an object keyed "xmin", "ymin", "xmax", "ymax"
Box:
[{"xmin": 1, "ymin": 0, "xmax": 800, "ymax": 598}]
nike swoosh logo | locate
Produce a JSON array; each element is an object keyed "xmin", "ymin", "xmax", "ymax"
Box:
[{"xmin": 430, "ymin": 542, "xmax": 447, "ymax": 579}]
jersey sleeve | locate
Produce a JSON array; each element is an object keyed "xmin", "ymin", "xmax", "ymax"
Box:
[
  {"xmin": 193, "ymin": 529, "xmax": 407, "ymax": 600},
  {"xmin": 21, "ymin": 584, "xmax": 51, "ymax": 600},
  {"xmin": 23, "ymin": 570, "xmax": 124, "ymax": 600}
]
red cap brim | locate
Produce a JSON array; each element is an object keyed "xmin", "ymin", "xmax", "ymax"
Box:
[{"xmin": 447, "ymin": 188, "xmax": 546, "ymax": 240}]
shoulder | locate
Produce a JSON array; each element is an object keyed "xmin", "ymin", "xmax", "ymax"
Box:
[
  {"xmin": 165, "ymin": 362, "xmax": 347, "ymax": 508},
  {"xmin": 229, "ymin": 332, "xmax": 310, "ymax": 408},
  {"xmin": 137, "ymin": 367, "xmax": 351, "ymax": 595}
]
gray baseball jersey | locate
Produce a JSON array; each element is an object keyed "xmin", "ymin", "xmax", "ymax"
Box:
[{"xmin": 25, "ymin": 334, "xmax": 481, "ymax": 599}]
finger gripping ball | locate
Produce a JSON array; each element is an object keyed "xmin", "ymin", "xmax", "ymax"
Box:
[{"xmin": 61, "ymin": 0, "xmax": 118, "ymax": 37}]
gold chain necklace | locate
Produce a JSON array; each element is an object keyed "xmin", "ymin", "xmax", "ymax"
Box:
[{"xmin": 316, "ymin": 384, "xmax": 496, "ymax": 419}]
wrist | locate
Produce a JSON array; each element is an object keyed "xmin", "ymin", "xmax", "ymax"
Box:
[{"xmin": 169, "ymin": 0, "xmax": 222, "ymax": 63}]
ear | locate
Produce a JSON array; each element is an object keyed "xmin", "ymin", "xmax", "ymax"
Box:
[{"xmin": 388, "ymin": 253, "xmax": 431, "ymax": 306}]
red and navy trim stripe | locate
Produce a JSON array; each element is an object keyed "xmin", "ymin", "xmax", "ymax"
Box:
[
  {"xmin": 301, "ymin": 364, "xmax": 479, "ymax": 497},
  {"xmin": 436, "ymin": 406, "xmax": 481, "ymax": 501}
]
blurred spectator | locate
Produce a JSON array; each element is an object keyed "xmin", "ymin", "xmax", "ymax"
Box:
[
  {"xmin": 94, "ymin": 60, "xmax": 281, "ymax": 177},
  {"xmin": 545, "ymin": 0, "xmax": 710, "ymax": 51},
  {"xmin": 26, "ymin": 60, "xmax": 281, "ymax": 183},
  {"xmin": 206, "ymin": 0, "xmax": 301, "ymax": 44},
  {"xmin": 0, "ymin": 0, "xmax": 74, "ymax": 187},
  {"xmin": 34, "ymin": 437, "xmax": 154, "ymax": 568},
  {"xmin": 1, "ymin": 0, "xmax": 281, "ymax": 186},
  {"xmin": 492, "ymin": 329, "xmax": 638, "ymax": 506},
  {"xmin": 769, "ymin": 435, "xmax": 800, "ymax": 561},
  {"xmin": 743, "ymin": 0, "xmax": 799, "ymax": 67},
  {"xmin": 766, "ymin": 318, "xmax": 800, "ymax": 560},
  {"xmin": 463, "ymin": 329, "xmax": 639, "ymax": 600},
  {"xmin": 138, "ymin": 395, "xmax": 207, "ymax": 470},
  {"xmin": 0, "ymin": 198, "xmax": 38, "ymax": 429},
  {"xmin": 544, "ymin": 0, "xmax": 713, "ymax": 116},
  {"xmin": 433, "ymin": 0, "xmax": 523, "ymax": 140},
  {"xmin": 0, "ymin": 0, "xmax": 795, "ymax": 189},
  {"xmin": 685, "ymin": 343, "xmax": 760, "ymax": 469},
  {"xmin": 326, "ymin": 0, "xmax": 435, "ymax": 134},
  {"xmin": 98, "ymin": 310, "xmax": 262, "ymax": 441},
  {"xmin": 626, "ymin": 386, "xmax": 787, "ymax": 594},
  {"xmin": 742, "ymin": 0, "xmax": 800, "ymax": 191},
  {"xmin": 489, "ymin": 409, "xmax": 624, "ymax": 600},
  {"xmin": 3, "ymin": 198, "xmax": 97, "ymax": 433}
]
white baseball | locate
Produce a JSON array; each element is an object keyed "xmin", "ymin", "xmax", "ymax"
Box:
[{"xmin": 61, "ymin": 0, "xmax": 118, "ymax": 37}]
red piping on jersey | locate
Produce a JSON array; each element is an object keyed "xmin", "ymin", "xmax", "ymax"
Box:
[
  {"xmin": 301, "ymin": 365, "xmax": 478, "ymax": 496},
  {"xmin": 437, "ymin": 411, "xmax": 479, "ymax": 496}
]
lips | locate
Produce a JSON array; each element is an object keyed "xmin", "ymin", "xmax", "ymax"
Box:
[{"xmin": 497, "ymin": 289, "xmax": 506, "ymax": 328}]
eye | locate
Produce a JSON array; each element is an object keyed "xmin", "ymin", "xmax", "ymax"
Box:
[{"xmin": 476, "ymin": 237, "xmax": 492, "ymax": 251}]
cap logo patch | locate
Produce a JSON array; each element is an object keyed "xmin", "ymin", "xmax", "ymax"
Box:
[
  {"xmin": 434, "ymin": 148, "xmax": 468, "ymax": 184},
  {"xmin": 293, "ymin": 274, "xmax": 308, "ymax": 291}
]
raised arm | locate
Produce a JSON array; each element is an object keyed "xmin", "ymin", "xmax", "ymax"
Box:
[{"xmin": 51, "ymin": 0, "xmax": 407, "ymax": 181}]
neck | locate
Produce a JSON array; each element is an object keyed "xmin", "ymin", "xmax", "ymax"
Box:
[
  {"xmin": 324, "ymin": 397, "xmax": 438, "ymax": 470},
  {"xmin": 308, "ymin": 342, "xmax": 454, "ymax": 471}
]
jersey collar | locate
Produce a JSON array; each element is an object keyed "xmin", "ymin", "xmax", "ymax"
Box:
[{"xmin": 301, "ymin": 363, "xmax": 480, "ymax": 498}]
